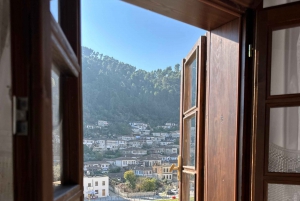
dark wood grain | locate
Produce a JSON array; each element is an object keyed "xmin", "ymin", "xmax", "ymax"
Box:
[
  {"xmin": 237, "ymin": 9, "xmax": 255, "ymax": 201},
  {"xmin": 51, "ymin": 16, "xmax": 80, "ymax": 77},
  {"xmin": 59, "ymin": 1, "xmax": 83, "ymax": 199},
  {"xmin": 252, "ymin": 3, "xmax": 300, "ymax": 201},
  {"xmin": 122, "ymin": 0, "xmax": 239, "ymax": 31},
  {"xmin": 11, "ymin": 0, "xmax": 53, "ymax": 200},
  {"xmin": 206, "ymin": 18, "xmax": 240, "ymax": 201},
  {"xmin": 204, "ymin": 31, "xmax": 211, "ymax": 201}
]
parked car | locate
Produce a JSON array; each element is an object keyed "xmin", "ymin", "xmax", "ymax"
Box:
[
  {"xmin": 167, "ymin": 190, "xmax": 175, "ymax": 195},
  {"xmin": 171, "ymin": 189, "xmax": 178, "ymax": 194}
]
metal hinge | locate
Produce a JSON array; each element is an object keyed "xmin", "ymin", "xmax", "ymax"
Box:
[
  {"xmin": 13, "ymin": 96, "xmax": 28, "ymax": 135},
  {"xmin": 248, "ymin": 44, "xmax": 253, "ymax": 58}
]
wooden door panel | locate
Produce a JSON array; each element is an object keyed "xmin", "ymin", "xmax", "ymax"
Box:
[{"xmin": 206, "ymin": 18, "xmax": 240, "ymax": 201}]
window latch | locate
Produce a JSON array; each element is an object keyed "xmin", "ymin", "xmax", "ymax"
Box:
[{"xmin": 13, "ymin": 96, "xmax": 28, "ymax": 135}]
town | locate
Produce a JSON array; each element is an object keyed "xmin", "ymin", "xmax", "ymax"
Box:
[{"xmin": 80, "ymin": 120, "xmax": 194, "ymax": 200}]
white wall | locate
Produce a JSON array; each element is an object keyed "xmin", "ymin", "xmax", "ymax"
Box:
[{"xmin": 83, "ymin": 176, "xmax": 109, "ymax": 198}]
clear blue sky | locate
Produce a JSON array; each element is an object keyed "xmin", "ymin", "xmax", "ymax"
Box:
[{"xmin": 51, "ymin": 0, "xmax": 206, "ymax": 72}]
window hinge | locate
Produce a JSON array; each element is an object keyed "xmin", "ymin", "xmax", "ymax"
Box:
[
  {"xmin": 13, "ymin": 96, "xmax": 28, "ymax": 135},
  {"xmin": 248, "ymin": 44, "xmax": 253, "ymax": 58}
]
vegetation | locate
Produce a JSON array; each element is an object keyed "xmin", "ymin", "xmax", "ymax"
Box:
[
  {"xmin": 124, "ymin": 170, "xmax": 137, "ymax": 189},
  {"xmin": 53, "ymin": 164, "xmax": 61, "ymax": 182},
  {"xmin": 103, "ymin": 149, "xmax": 122, "ymax": 158},
  {"xmin": 139, "ymin": 178, "xmax": 157, "ymax": 191},
  {"xmin": 108, "ymin": 166, "xmax": 121, "ymax": 173},
  {"xmin": 83, "ymin": 145, "xmax": 103, "ymax": 161},
  {"xmin": 82, "ymin": 46, "xmax": 181, "ymax": 137}
]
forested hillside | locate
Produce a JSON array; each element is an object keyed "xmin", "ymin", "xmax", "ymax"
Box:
[{"xmin": 82, "ymin": 46, "xmax": 181, "ymax": 133}]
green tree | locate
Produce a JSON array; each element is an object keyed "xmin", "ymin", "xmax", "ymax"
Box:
[
  {"xmin": 141, "ymin": 178, "xmax": 157, "ymax": 191},
  {"xmin": 124, "ymin": 170, "xmax": 137, "ymax": 189},
  {"xmin": 109, "ymin": 166, "xmax": 121, "ymax": 173},
  {"xmin": 53, "ymin": 164, "xmax": 61, "ymax": 182}
]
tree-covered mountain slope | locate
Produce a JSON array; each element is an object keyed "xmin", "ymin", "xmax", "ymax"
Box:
[{"xmin": 82, "ymin": 46, "xmax": 181, "ymax": 131}]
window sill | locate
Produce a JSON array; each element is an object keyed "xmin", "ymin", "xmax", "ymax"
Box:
[{"xmin": 54, "ymin": 184, "xmax": 82, "ymax": 201}]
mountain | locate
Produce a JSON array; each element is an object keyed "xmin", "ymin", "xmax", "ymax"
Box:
[{"xmin": 82, "ymin": 46, "xmax": 181, "ymax": 135}]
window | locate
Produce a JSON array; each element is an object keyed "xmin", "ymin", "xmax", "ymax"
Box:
[
  {"xmin": 95, "ymin": 190, "xmax": 99, "ymax": 194},
  {"xmin": 95, "ymin": 181, "xmax": 98, "ymax": 186},
  {"xmin": 102, "ymin": 181, "xmax": 105, "ymax": 186},
  {"xmin": 88, "ymin": 183, "xmax": 91, "ymax": 187}
]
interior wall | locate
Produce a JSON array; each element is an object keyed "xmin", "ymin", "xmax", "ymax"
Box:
[
  {"xmin": 0, "ymin": 0, "xmax": 13, "ymax": 199},
  {"xmin": 206, "ymin": 18, "xmax": 240, "ymax": 201}
]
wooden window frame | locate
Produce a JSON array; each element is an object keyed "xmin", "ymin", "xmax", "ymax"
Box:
[
  {"xmin": 11, "ymin": 0, "xmax": 82, "ymax": 200},
  {"xmin": 179, "ymin": 36, "xmax": 206, "ymax": 201},
  {"xmin": 253, "ymin": 2, "xmax": 300, "ymax": 201}
]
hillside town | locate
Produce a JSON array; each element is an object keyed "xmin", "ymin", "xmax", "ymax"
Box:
[{"xmin": 81, "ymin": 120, "xmax": 194, "ymax": 199}]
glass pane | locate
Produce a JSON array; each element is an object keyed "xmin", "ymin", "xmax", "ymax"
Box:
[
  {"xmin": 183, "ymin": 114, "xmax": 196, "ymax": 167},
  {"xmin": 184, "ymin": 54, "xmax": 197, "ymax": 111},
  {"xmin": 264, "ymin": 0, "xmax": 300, "ymax": 8},
  {"xmin": 0, "ymin": 0, "xmax": 13, "ymax": 199},
  {"xmin": 270, "ymin": 26, "xmax": 300, "ymax": 95},
  {"xmin": 52, "ymin": 69, "xmax": 62, "ymax": 186},
  {"xmin": 269, "ymin": 107, "xmax": 300, "ymax": 173},
  {"xmin": 50, "ymin": 0, "xmax": 59, "ymax": 22},
  {"xmin": 182, "ymin": 173, "xmax": 195, "ymax": 201},
  {"xmin": 268, "ymin": 183, "xmax": 300, "ymax": 201}
]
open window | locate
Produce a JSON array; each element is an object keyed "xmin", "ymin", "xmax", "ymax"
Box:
[{"xmin": 170, "ymin": 36, "xmax": 206, "ymax": 201}]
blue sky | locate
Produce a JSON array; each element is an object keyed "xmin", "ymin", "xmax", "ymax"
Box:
[{"xmin": 51, "ymin": 0, "xmax": 205, "ymax": 72}]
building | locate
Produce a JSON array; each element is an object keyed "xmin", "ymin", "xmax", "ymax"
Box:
[
  {"xmin": 131, "ymin": 165, "xmax": 153, "ymax": 177},
  {"xmin": 115, "ymin": 157, "xmax": 137, "ymax": 167},
  {"xmin": 152, "ymin": 164, "xmax": 174, "ymax": 181},
  {"xmin": 123, "ymin": 148, "xmax": 147, "ymax": 155},
  {"xmin": 83, "ymin": 139, "xmax": 95, "ymax": 147},
  {"xmin": 140, "ymin": 155, "xmax": 163, "ymax": 167},
  {"xmin": 83, "ymin": 176, "xmax": 109, "ymax": 198},
  {"xmin": 98, "ymin": 120, "xmax": 109, "ymax": 127},
  {"xmin": 106, "ymin": 140, "xmax": 119, "ymax": 150}
]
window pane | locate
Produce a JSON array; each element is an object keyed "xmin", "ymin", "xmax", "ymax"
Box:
[
  {"xmin": 184, "ymin": 54, "xmax": 197, "ymax": 111},
  {"xmin": 52, "ymin": 69, "xmax": 62, "ymax": 186},
  {"xmin": 270, "ymin": 26, "xmax": 300, "ymax": 95},
  {"xmin": 268, "ymin": 183, "xmax": 300, "ymax": 201},
  {"xmin": 50, "ymin": 0, "xmax": 59, "ymax": 22},
  {"xmin": 183, "ymin": 114, "xmax": 196, "ymax": 167},
  {"xmin": 182, "ymin": 173, "xmax": 195, "ymax": 201},
  {"xmin": 269, "ymin": 107, "xmax": 300, "ymax": 173},
  {"xmin": 264, "ymin": 0, "xmax": 300, "ymax": 8}
]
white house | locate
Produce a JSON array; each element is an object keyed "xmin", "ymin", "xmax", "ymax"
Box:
[
  {"xmin": 118, "ymin": 140, "xmax": 127, "ymax": 149},
  {"xmin": 159, "ymin": 141, "xmax": 173, "ymax": 146},
  {"xmin": 98, "ymin": 120, "xmax": 109, "ymax": 127},
  {"xmin": 115, "ymin": 157, "xmax": 137, "ymax": 167},
  {"xmin": 83, "ymin": 139, "xmax": 95, "ymax": 147},
  {"xmin": 133, "ymin": 166, "xmax": 153, "ymax": 177},
  {"xmin": 83, "ymin": 176, "xmax": 109, "ymax": 198},
  {"xmin": 152, "ymin": 133, "xmax": 161, "ymax": 137},
  {"xmin": 164, "ymin": 146, "xmax": 178, "ymax": 154},
  {"xmin": 160, "ymin": 133, "xmax": 170, "ymax": 137},
  {"xmin": 123, "ymin": 148, "xmax": 147, "ymax": 155},
  {"xmin": 141, "ymin": 130, "xmax": 151, "ymax": 135},
  {"xmin": 170, "ymin": 132, "xmax": 180, "ymax": 138},
  {"xmin": 93, "ymin": 139, "xmax": 106, "ymax": 151},
  {"xmin": 118, "ymin": 136, "xmax": 135, "ymax": 141},
  {"xmin": 141, "ymin": 155, "xmax": 162, "ymax": 167},
  {"xmin": 106, "ymin": 140, "xmax": 119, "ymax": 150}
]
